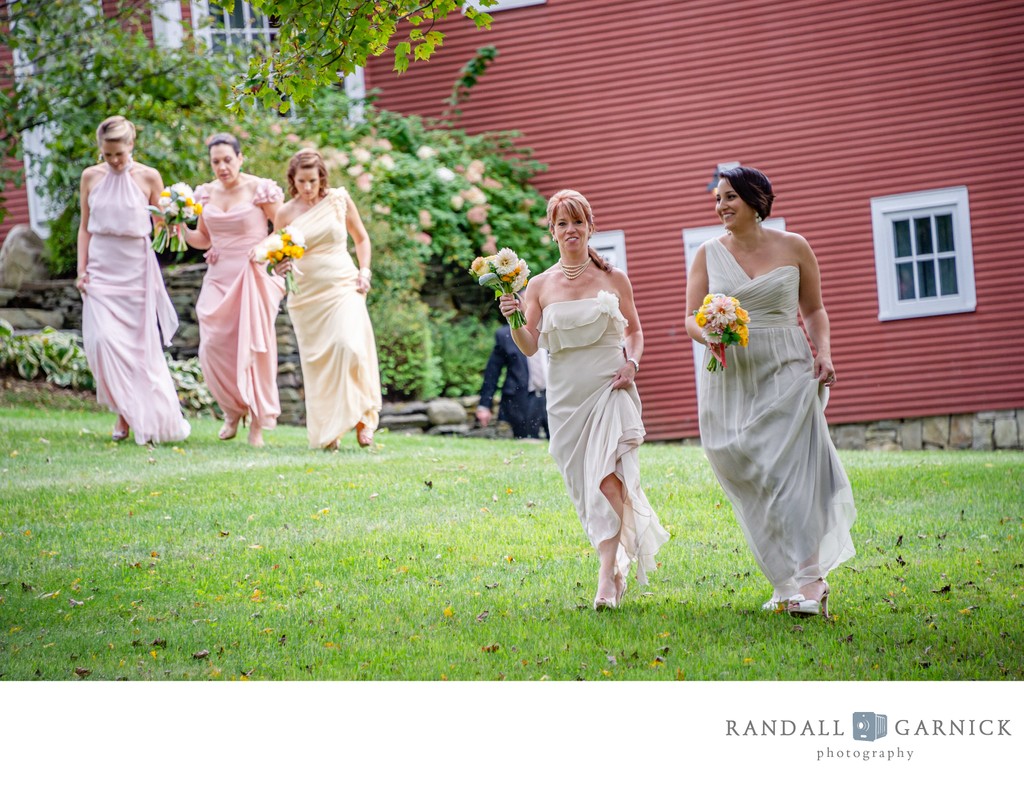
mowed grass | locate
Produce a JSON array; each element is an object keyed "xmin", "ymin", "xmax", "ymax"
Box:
[{"xmin": 0, "ymin": 402, "xmax": 1022, "ymax": 682}]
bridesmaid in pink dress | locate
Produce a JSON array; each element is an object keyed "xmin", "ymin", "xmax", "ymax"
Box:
[
  {"xmin": 76, "ymin": 115, "xmax": 190, "ymax": 445},
  {"xmin": 184, "ymin": 133, "xmax": 285, "ymax": 447}
]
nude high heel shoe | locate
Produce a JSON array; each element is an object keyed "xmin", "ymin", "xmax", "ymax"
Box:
[
  {"xmin": 247, "ymin": 421, "xmax": 264, "ymax": 447},
  {"xmin": 219, "ymin": 413, "xmax": 245, "ymax": 441},
  {"xmin": 111, "ymin": 415, "xmax": 129, "ymax": 442}
]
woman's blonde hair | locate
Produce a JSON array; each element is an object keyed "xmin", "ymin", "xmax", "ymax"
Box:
[
  {"xmin": 286, "ymin": 149, "xmax": 330, "ymax": 199},
  {"xmin": 95, "ymin": 115, "xmax": 136, "ymax": 147},
  {"xmin": 546, "ymin": 189, "xmax": 611, "ymax": 272}
]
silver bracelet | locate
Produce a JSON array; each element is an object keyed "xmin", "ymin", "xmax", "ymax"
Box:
[{"xmin": 627, "ymin": 357, "xmax": 639, "ymax": 373}]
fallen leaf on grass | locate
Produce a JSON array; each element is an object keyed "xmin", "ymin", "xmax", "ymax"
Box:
[
  {"xmin": 443, "ymin": 606, "xmax": 454, "ymax": 618},
  {"xmin": 73, "ymin": 667, "xmax": 91, "ymax": 678},
  {"xmin": 475, "ymin": 611, "xmax": 489, "ymax": 623},
  {"xmin": 192, "ymin": 650, "xmax": 210, "ymax": 660},
  {"xmin": 36, "ymin": 590, "xmax": 60, "ymax": 600},
  {"xmin": 218, "ymin": 531, "xmax": 230, "ymax": 537},
  {"xmin": 484, "ymin": 582, "xmax": 499, "ymax": 589},
  {"xmin": 959, "ymin": 606, "xmax": 979, "ymax": 615},
  {"xmin": 481, "ymin": 643, "xmax": 500, "ymax": 653},
  {"xmin": 68, "ymin": 598, "xmax": 84, "ymax": 607},
  {"xmin": 150, "ymin": 638, "xmax": 167, "ymax": 648},
  {"xmin": 932, "ymin": 584, "xmax": 951, "ymax": 594}
]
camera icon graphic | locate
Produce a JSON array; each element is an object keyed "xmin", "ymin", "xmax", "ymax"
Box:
[{"xmin": 852, "ymin": 712, "xmax": 888, "ymax": 741}]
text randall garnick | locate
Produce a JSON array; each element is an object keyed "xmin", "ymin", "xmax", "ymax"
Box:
[{"xmin": 725, "ymin": 719, "xmax": 1012, "ymax": 736}]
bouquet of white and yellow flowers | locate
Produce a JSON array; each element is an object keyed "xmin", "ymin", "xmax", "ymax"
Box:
[
  {"xmin": 148, "ymin": 183, "xmax": 202, "ymax": 253},
  {"xmin": 469, "ymin": 247, "xmax": 530, "ymax": 329},
  {"xmin": 255, "ymin": 226, "xmax": 306, "ymax": 294}
]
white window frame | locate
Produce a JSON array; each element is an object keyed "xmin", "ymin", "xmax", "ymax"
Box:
[
  {"xmin": 151, "ymin": 0, "xmax": 183, "ymax": 48},
  {"xmin": 465, "ymin": 0, "xmax": 546, "ymax": 12},
  {"xmin": 870, "ymin": 186, "xmax": 975, "ymax": 321},
  {"xmin": 682, "ymin": 218, "xmax": 786, "ymax": 388},
  {"xmin": 189, "ymin": 1, "xmax": 364, "ymax": 122},
  {"xmin": 591, "ymin": 229, "xmax": 627, "ymax": 272}
]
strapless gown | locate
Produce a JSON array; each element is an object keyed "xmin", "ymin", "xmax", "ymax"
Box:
[
  {"xmin": 539, "ymin": 291, "xmax": 669, "ymax": 584},
  {"xmin": 81, "ymin": 164, "xmax": 190, "ymax": 444},
  {"xmin": 194, "ymin": 179, "xmax": 285, "ymax": 428},
  {"xmin": 698, "ymin": 237, "xmax": 856, "ymax": 601},
  {"xmin": 286, "ymin": 188, "xmax": 382, "ymax": 448}
]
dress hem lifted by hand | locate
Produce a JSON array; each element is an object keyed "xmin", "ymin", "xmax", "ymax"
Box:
[{"xmin": 539, "ymin": 292, "xmax": 669, "ymax": 584}]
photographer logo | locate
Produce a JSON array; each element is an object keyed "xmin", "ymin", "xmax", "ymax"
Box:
[{"xmin": 853, "ymin": 712, "xmax": 888, "ymax": 742}]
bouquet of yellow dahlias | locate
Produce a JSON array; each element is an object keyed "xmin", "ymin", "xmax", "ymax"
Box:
[
  {"xmin": 256, "ymin": 225, "xmax": 306, "ymax": 294},
  {"xmin": 469, "ymin": 247, "xmax": 530, "ymax": 329},
  {"xmin": 694, "ymin": 293, "xmax": 749, "ymax": 371},
  {"xmin": 148, "ymin": 183, "xmax": 202, "ymax": 253}
]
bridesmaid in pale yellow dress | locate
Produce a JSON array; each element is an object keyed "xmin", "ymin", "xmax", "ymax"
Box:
[
  {"xmin": 270, "ymin": 149, "xmax": 381, "ymax": 449},
  {"xmin": 184, "ymin": 133, "xmax": 285, "ymax": 447},
  {"xmin": 498, "ymin": 189, "xmax": 669, "ymax": 611}
]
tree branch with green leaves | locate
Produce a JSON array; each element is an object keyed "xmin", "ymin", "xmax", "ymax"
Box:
[{"xmin": 224, "ymin": 0, "xmax": 499, "ymax": 113}]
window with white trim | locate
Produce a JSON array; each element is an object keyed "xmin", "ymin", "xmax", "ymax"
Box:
[
  {"xmin": 189, "ymin": 1, "xmax": 278, "ymax": 53},
  {"xmin": 591, "ymin": 229, "xmax": 627, "ymax": 272},
  {"xmin": 870, "ymin": 187, "xmax": 976, "ymax": 321}
]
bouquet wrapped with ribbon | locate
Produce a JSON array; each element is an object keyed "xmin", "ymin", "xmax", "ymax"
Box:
[
  {"xmin": 469, "ymin": 247, "xmax": 530, "ymax": 329},
  {"xmin": 694, "ymin": 293, "xmax": 750, "ymax": 371},
  {"xmin": 148, "ymin": 183, "xmax": 202, "ymax": 253},
  {"xmin": 255, "ymin": 226, "xmax": 306, "ymax": 294}
]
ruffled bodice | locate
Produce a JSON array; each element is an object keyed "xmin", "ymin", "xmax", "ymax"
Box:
[
  {"xmin": 194, "ymin": 178, "xmax": 283, "ymax": 257},
  {"xmin": 539, "ymin": 292, "xmax": 628, "ymax": 355},
  {"xmin": 87, "ymin": 163, "xmax": 151, "ymax": 237}
]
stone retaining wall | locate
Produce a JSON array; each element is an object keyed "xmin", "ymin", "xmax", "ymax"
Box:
[{"xmin": 2, "ymin": 272, "xmax": 1022, "ymax": 449}]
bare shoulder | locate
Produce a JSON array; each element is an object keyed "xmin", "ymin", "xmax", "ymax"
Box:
[
  {"xmin": 134, "ymin": 162, "xmax": 163, "ymax": 183},
  {"xmin": 771, "ymin": 227, "xmax": 813, "ymax": 254},
  {"xmin": 607, "ymin": 266, "xmax": 634, "ymax": 295},
  {"xmin": 276, "ymin": 199, "xmax": 299, "ymax": 224},
  {"xmin": 80, "ymin": 163, "xmax": 107, "ymax": 185}
]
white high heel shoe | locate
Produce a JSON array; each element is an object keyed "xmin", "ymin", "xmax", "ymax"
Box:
[{"xmin": 788, "ymin": 582, "xmax": 830, "ymax": 618}]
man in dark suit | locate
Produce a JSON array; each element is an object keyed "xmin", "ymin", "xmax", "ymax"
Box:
[{"xmin": 476, "ymin": 324, "xmax": 548, "ymax": 438}]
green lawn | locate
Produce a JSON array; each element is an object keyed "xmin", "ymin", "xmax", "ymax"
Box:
[{"xmin": 1, "ymin": 402, "xmax": 1021, "ymax": 681}]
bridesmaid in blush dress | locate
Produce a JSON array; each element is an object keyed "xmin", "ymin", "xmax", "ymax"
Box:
[
  {"xmin": 270, "ymin": 149, "xmax": 381, "ymax": 450},
  {"xmin": 497, "ymin": 189, "xmax": 669, "ymax": 611},
  {"xmin": 685, "ymin": 166, "xmax": 855, "ymax": 619},
  {"xmin": 76, "ymin": 115, "xmax": 190, "ymax": 445},
  {"xmin": 184, "ymin": 133, "xmax": 285, "ymax": 447}
]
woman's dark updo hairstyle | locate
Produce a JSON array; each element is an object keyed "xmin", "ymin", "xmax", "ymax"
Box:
[
  {"xmin": 206, "ymin": 132, "xmax": 242, "ymax": 155},
  {"xmin": 718, "ymin": 166, "xmax": 775, "ymax": 220}
]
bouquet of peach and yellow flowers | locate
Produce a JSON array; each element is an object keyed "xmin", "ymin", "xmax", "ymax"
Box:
[
  {"xmin": 694, "ymin": 293, "xmax": 750, "ymax": 371},
  {"xmin": 469, "ymin": 247, "xmax": 530, "ymax": 329},
  {"xmin": 255, "ymin": 226, "xmax": 306, "ymax": 294},
  {"xmin": 148, "ymin": 182, "xmax": 202, "ymax": 253}
]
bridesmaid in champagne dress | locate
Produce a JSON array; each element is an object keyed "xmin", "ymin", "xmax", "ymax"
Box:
[
  {"xmin": 185, "ymin": 133, "xmax": 285, "ymax": 447},
  {"xmin": 76, "ymin": 115, "xmax": 190, "ymax": 445},
  {"xmin": 270, "ymin": 149, "xmax": 381, "ymax": 450},
  {"xmin": 498, "ymin": 189, "xmax": 669, "ymax": 611},
  {"xmin": 685, "ymin": 166, "xmax": 856, "ymax": 618}
]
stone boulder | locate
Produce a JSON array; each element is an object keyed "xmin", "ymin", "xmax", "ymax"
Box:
[
  {"xmin": 0, "ymin": 225, "xmax": 47, "ymax": 290},
  {"xmin": 426, "ymin": 397, "xmax": 467, "ymax": 426}
]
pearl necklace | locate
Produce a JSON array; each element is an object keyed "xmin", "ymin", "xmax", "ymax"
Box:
[{"xmin": 558, "ymin": 257, "xmax": 591, "ymax": 280}]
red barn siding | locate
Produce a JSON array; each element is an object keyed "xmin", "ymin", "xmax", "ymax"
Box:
[{"xmin": 364, "ymin": 0, "xmax": 1024, "ymax": 439}]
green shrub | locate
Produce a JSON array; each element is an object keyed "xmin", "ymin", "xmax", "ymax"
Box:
[
  {"xmin": 430, "ymin": 312, "xmax": 498, "ymax": 398},
  {"xmin": 371, "ymin": 291, "xmax": 441, "ymax": 401},
  {"xmin": 0, "ymin": 319, "xmax": 216, "ymax": 416}
]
